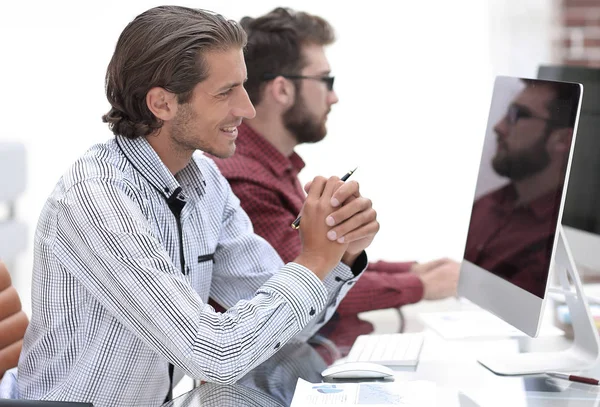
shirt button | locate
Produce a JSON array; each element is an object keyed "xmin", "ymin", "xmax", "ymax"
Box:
[
  {"xmin": 164, "ymin": 187, "xmax": 170, "ymax": 193},
  {"xmin": 274, "ymin": 342, "xmax": 281, "ymax": 349},
  {"xmin": 347, "ymin": 281, "xmax": 354, "ymax": 286},
  {"xmin": 309, "ymin": 307, "xmax": 316, "ymax": 316},
  {"xmin": 334, "ymin": 277, "xmax": 342, "ymax": 282}
]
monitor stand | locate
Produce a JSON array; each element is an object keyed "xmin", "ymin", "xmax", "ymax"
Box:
[{"xmin": 478, "ymin": 225, "xmax": 600, "ymax": 376}]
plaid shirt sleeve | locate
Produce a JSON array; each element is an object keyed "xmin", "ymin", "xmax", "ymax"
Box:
[
  {"xmin": 368, "ymin": 260, "xmax": 414, "ymax": 273},
  {"xmin": 228, "ymin": 181, "xmax": 424, "ymax": 317}
]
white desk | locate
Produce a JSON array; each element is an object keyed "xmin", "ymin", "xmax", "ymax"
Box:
[
  {"xmin": 168, "ymin": 297, "xmax": 600, "ymax": 406},
  {"xmin": 383, "ymin": 298, "xmax": 600, "ymax": 405}
]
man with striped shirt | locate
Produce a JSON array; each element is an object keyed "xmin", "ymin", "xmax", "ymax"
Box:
[{"xmin": 17, "ymin": 6, "xmax": 379, "ymax": 407}]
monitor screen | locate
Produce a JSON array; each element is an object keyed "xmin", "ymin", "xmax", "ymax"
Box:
[
  {"xmin": 538, "ymin": 65, "xmax": 600, "ymax": 275},
  {"xmin": 463, "ymin": 76, "xmax": 581, "ymax": 299}
]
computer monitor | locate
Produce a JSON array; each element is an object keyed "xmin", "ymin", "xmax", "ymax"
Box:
[
  {"xmin": 458, "ymin": 76, "xmax": 599, "ymax": 375},
  {"xmin": 538, "ymin": 65, "xmax": 600, "ymax": 276}
]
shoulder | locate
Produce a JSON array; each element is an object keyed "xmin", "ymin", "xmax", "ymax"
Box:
[{"xmin": 62, "ymin": 139, "xmax": 130, "ymax": 191}]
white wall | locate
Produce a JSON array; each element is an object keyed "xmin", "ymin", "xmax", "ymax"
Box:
[{"xmin": 0, "ymin": 0, "xmax": 557, "ymax": 313}]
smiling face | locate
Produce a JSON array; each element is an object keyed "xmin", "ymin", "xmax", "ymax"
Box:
[
  {"xmin": 283, "ymin": 44, "xmax": 339, "ymax": 144},
  {"xmin": 169, "ymin": 47, "xmax": 256, "ymax": 158}
]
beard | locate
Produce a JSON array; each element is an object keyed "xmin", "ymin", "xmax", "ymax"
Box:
[
  {"xmin": 492, "ymin": 133, "xmax": 551, "ymax": 181},
  {"xmin": 283, "ymin": 94, "xmax": 328, "ymax": 145},
  {"xmin": 170, "ymin": 103, "xmax": 236, "ymax": 159},
  {"xmin": 171, "ymin": 103, "xmax": 201, "ymax": 151}
]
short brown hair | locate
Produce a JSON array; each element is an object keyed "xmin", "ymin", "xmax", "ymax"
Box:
[
  {"xmin": 240, "ymin": 8, "xmax": 335, "ymax": 105},
  {"xmin": 522, "ymin": 79, "xmax": 580, "ymax": 130},
  {"xmin": 102, "ymin": 6, "xmax": 246, "ymax": 139}
]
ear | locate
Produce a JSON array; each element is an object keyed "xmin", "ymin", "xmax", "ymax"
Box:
[
  {"xmin": 267, "ymin": 76, "xmax": 296, "ymax": 108},
  {"xmin": 547, "ymin": 127, "xmax": 573, "ymax": 154},
  {"xmin": 146, "ymin": 87, "xmax": 178, "ymax": 121}
]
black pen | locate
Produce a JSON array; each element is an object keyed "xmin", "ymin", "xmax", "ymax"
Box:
[{"xmin": 291, "ymin": 167, "xmax": 357, "ymax": 230}]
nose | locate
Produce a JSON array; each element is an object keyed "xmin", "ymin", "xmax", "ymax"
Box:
[
  {"xmin": 328, "ymin": 89, "xmax": 339, "ymax": 105},
  {"xmin": 233, "ymin": 87, "xmax": 256, "ymax": 119},
  {"xmin": 494, "ymin": 115, "xmax": 509, "ymax": 139}
]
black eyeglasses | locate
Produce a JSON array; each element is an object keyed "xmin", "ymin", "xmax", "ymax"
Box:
[
  {"xmin": 506, "ymin": 104, "xmax": 555, "ymax": 125},
  {"xmin": 262, "ymin": 73, "xmax": 335, "ymax": 91}
]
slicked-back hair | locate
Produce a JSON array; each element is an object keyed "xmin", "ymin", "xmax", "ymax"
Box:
[
  {"xmin": 102, "ymin": 6, "xmax": 246, "ymax": 139},
  {"xmin": 240, "ymin": 7, "xmax": 335, "ymax": 106}
]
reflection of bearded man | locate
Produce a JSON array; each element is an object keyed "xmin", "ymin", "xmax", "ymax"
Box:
[
  {"xmin": 492, "ymin": 128, "xmax": 551, "ymax": 182},
  {"xmin": 283, "ymin": 83, "xmax": 329, "ymax": 144}
]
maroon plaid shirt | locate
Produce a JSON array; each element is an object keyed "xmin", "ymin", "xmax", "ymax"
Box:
[
  {"xmin": 209, "ymin": 123, "xmax": 424, "ymax": 352},
  {"xmin": 464, "ymin": 184, "xmax": 561, "ymax": 298}
]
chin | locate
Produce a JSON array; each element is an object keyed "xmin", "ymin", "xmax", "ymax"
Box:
[{"xmin": 208, "ymin": 144, "xmax": 236, "ymax": 159}]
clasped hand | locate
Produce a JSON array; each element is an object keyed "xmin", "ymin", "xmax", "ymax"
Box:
[{"xmin": 295, "ymin": 176, "xmax": 379, "ymax": 279}]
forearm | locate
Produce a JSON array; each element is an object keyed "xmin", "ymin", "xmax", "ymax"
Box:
[
  {"xmin": 295, "ymin": 251, "xmax": 368, "ymax": 341},
  {"xmin": 334, "ymin": 269, "xmax": 424, "ymax": 316},
  {"xmin": 367, "ymin": 260, "xmax": 416, "ymax": 273},
  {"xmin": 186, "ymin": 263, "xmax": 329, "ymax": 382},
  {"xmin": 65, "ymin": 247, "xmax": 328, "ymax": 384}
]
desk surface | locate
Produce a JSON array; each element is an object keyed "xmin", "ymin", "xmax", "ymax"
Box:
[{"xmin": 163, "ymin": 300, "xmax": 600, "ymax": 406}]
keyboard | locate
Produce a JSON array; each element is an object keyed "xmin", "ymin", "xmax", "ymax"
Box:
[{"xmin": 345, "ymin": 333, "xmax": 424, "ymax": 367}]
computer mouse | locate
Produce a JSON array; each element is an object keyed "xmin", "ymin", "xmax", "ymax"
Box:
[{"xmin": 321, "ymin": 362, "xmax": 394, "ymax": 380}]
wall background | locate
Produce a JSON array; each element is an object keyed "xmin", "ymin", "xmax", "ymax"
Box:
[{"xmin": 0, "ymin": 0, "xmax": 560, "ymax": 314}]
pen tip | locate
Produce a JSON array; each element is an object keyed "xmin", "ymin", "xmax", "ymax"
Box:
[{"xmin": 351, "ymin": 167, "xmax": 358, "ymax": 173}]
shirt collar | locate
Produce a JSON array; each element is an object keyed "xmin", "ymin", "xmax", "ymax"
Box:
[
  {"xmin": 177, "ymin": 154, "xmax": 208, "ymax": 199},
  {"xmin": 115, "ymin": 135, "xmax": 188, "ymax": 201},
  {"xmin": 492, "ymin": 183, "xmax": 560, "ymax": 220},
  {"xmin": 236, "ymin": 122, "xmax": 305, "ymax": 177}
]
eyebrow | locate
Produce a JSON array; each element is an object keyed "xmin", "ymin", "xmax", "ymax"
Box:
[
  {"xmin": 512, "ymin": 102, "xmax": 537, "ymax": 115},
  {"xmin": 512, "ymin": 102, "xmax": 551, "ymax": 120},
  {"xmin": 215, "ymin": 78, "xmax": 248, "ymax": 93}
]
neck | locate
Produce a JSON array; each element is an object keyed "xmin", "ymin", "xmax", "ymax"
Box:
[
  {"xmin": 513, "ymin": 164, "xmax": 563, "ymax": 204},
  {"xmin": 145, "ymin": 129, "xmax": 193, "ymax": 175},
  {"xmin": 244, "ymin": 106, "xmax": 298, "ymax": 157}
]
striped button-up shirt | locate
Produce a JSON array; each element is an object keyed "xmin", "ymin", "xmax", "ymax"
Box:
[{"xmin": 18, "ymin": 135, "xmax": 363, "ymax": 407}]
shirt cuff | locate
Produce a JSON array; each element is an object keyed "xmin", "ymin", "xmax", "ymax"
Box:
[
  {"xmin": 259, "ymin": 263, "xmax": 328, "ymax": 328},
  {"xmin": 321, "ymin": 251, "xmax": 368, "ymax": 290},
  {"xmin": 349, "ymin": 251, "xmax": 368, "ymax": 276}
]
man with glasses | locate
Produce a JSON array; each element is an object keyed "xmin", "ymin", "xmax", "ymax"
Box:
[
  {"xmin": 464, "ymin": 79, "xmax": 577, "ymax": 297},
  {"xmin": 208, "ymin": 7, "xmax": 460, "ymax": 355}
]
